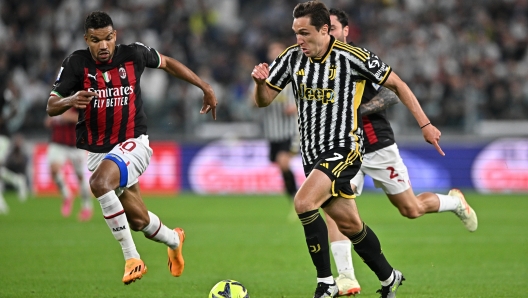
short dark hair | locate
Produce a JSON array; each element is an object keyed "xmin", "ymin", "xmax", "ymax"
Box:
[
  {"xmin": 84, "ymin": 11, "xmax": 114, "ymax": 33},
  {"xmin": 329, "ymin": 8, "xmax": 349, "ymax": 27},
  {"xmin": 293, "ymin": 1, "xmax": 330, "ymax": 31}
]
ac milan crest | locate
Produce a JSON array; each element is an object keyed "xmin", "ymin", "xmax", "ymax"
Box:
[{"xmin": 119, "ymin": 67, "xmax": 127, "ymax": 79}]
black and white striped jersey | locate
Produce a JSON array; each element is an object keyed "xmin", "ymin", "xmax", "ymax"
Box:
[
  {"xmin": 266, "ymin": 35, "xmax": 392, "ymax": 165},
  {"xmin": 260, "ymin": 84, "xmax": 298, "ymax": 142}
]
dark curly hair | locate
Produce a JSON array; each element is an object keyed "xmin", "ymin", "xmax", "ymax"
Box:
[
  {"xmin": 84, "ymin": 11, "xmax": 113, "ymax": 33},
  {"xmin": 329, "ymin": 8, "xmax": 348, "ymax": 28},
  {"xmin": 293, "ymin": 1, "xmax": 330, "ymax": 31}
]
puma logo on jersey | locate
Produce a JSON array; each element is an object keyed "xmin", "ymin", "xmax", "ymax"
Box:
[
  {"xmin": 296, "ymin": 69, "xmax": 305, "ymax": 76},
  {"xmin": 325, "ymin": 152, "xmax": 343, "ymax": 161},
  {"xmin": 87, "ymin": 73, "xmax": 97, "ymax": 80}
]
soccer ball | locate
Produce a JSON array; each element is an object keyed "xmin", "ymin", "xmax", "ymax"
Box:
[{"xmin": 209, "ymin": 280, "xmax": 249, "ymax": 298}]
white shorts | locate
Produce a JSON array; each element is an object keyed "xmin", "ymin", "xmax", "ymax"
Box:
[
  {"xmin": 0, "ymin": 135, "xmax": 11, "ymax": 162},
  {"xmin": 87, "ymin": 135, "xmax": 153, "ymax": 196},
  {"xmin": 47, "ymin": 143, "xmax": 87, "ymax": 176},
  {"xmin": 351, "ymin": 143, "xmax": 411, "ymax": 195}
]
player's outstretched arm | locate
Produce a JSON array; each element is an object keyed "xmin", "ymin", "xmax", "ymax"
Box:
[
  {"xmin": 46, "ymin": 91, "xmax": 97, "ymax": 117},
  {"xmin": 159, "ymin": 54, "xmax": 217, "ymax": 120},
  {"xmin": 382, "ymin": 72, "xmax": 445, "ymax": 156},
  {"xmin": 359, "ymin": 87, "xmax": 399, "ymax": 116},
  {"xmin": 251, "ymin": 63, "xmax": 279, "ymax": 107}
]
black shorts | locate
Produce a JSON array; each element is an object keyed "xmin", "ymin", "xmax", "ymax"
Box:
[
  {"xmin": 269, "ymin": 138, "xmax": 298, "ymax": 162},
  {"xmin": 303, "ymin": 148, "xmax": 362, "ymax": 199}
]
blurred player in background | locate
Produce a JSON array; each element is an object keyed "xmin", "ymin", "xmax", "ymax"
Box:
[
  {"xmin": 0, "ymin": 52, "xmax": 28, "ymax": 214},
  {"xmin": 259, "ymin": 41, "xmax": 299, "ymax": 219},
  {"xmin": 253, "ymin": 1, "xmax": 445, "ymax": 296},
  {"xmin": 327, "ymin": 7, "xmax": 478, "ymax": 296},
  {"xmin": 46, "ymin": 11, "xmax": 217, "ymax": 284},
  {"xmin": 44, "ymin": 108, "xmax": 93, "ymax": 221}
]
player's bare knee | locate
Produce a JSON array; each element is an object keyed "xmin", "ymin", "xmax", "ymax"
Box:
[
  {"xmin": 293, "ymin": 197, "xmax": 316, "ymax": 214},
  {"xmin": 89, "ymin": 174, "xmax": 115, "ymax": 197},
  {"xmin": 399, "ymin": 207, "xmax": 422, "ymax": 219}
]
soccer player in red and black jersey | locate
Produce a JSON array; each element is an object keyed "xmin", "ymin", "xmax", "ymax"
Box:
[
  {"xmin": 327, "ymin": 7, "xmax": 478, "ymax": 296},
  {"xmin": 44, "ymin": 108, "xmax": 93, "ymax": 221},
  {"xmin": 46, "ymin": 11, "xmax": 217, "ymax": 285}
]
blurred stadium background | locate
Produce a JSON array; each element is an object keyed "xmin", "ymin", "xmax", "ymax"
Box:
[{"xmin": 1, "ymin": 0, "xmax": 528, "ymax": 195}]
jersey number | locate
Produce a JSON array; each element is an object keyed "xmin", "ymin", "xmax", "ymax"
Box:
[
  {"xmin": 387, "ymin": 166, "xmax": 398, "ymax": 179},
  {"xmin": 119, "ymin": 141, "xmax": 137, "ymax": 152}
]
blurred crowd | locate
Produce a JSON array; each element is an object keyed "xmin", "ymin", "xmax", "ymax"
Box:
[{"xmin": 1, "ymin": 0, "xmax": 528, "ymax": 140}]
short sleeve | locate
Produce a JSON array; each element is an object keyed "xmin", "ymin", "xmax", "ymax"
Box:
[
  {"xmin": 349, "ymin": 47, "xmax": 392, "ymax": 85},
  {"xmin": 50, "ymin": 55, "xmax": 82, "ymax": 98},
  {"xmin": 266, "ymin": 49, "xmax": 293, "ymax": 92},
  {"xmin": 133, "ymin": 42, "xmax": 162, "ymax": 69}
]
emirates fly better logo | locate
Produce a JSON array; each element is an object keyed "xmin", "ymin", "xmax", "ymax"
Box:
[{"xmin": 88, "ymin": 86, "xmax": 134, "ymax": 108}]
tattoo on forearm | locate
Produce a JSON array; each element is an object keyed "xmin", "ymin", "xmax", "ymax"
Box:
[{"xmin": 359, "ymin": 87, "xmax": 399, "ymax": 116}]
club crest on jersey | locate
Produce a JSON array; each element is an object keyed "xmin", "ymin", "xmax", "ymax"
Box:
[
  {"xmin": 103, "ymin": 71, "xmax": 111, "ymax": 83},
  {"xmin": 328, "ymin": 65, "xmax": 337, "ymax": 80},
  {"xmin": 119, "ymin": 67, "xmax": 127, "ymax": 79}
]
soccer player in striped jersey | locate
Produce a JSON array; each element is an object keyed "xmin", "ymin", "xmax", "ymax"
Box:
[
  {"xmin": 46, "ymin": 11, "xmax": 217, "ymax": 285},
  {"xmin": 252, "ymin": 2, "xmax": 443, "ymax": 297},
  {"xmin": 45, "ymin": 108, "xmax": 93, "ymax": 221},
  {"xmin": 259, "ymin": 41, "xmax": 299, "ymax": 218},
  {"xmin": 327, "ymin": 8, "xmax": 478, "ymax": 296}
]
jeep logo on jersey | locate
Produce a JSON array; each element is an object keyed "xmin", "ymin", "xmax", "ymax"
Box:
[
  {"xmin": 119, "ymin": 67, "xmax": 127, "ymax": 79},
  {"xmin": 298, "ymin": 83, "xmax": 335, "ymax": 104}
]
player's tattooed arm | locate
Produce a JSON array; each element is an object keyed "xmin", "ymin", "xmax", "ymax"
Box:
[{"xmin": 359, "ymin": 87, "xmax": 399, "ymax": 116}]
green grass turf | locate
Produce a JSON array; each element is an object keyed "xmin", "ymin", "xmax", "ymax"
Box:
[{"xmin": 0, "ymin": 191, "xmax": 526, "ymax": 297}]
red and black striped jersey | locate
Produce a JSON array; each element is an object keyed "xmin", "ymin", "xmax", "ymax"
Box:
[
  {"xmin": 349, "ymin": 42, "xmax": 395, "ymax": 154},
  {"xmin": 50, "ymin": 119, "xmax": 77, "ymax": 147},
  {"xmin": 50, "ymin": 42, "xmax": 162, "ymax": 153},
  {"xmin": 360, "ymin": 81, "xmax": 395, "ymax": 153}
]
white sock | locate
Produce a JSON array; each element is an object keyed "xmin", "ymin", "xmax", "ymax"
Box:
[
  {"xmin": 0, "ymin": 195, "xmax": 9, "ymax": 214},
  {"xmin": 97, "ymin": 190, "xmax": 139, "ymax": 260},
  {"xmin": 142, "ymin": 211, "xmax": 180, "ymax": 249},
  {"xmin": 330, "ymin": 240, "xmax": 356, "ymax": 279},
  {"xmin": 79, "ymin": 179, "xmax": 92, "ymax": 210},
  {"xmin": 317, "ymin": 276, "xmax": 335, "ymax": 285},
  {"xmin": 381, "ymin": 270, "xmax": 394, "ymax": 286},
  {"xmin": 437, "ymin": 193, "xmax": 460, "ymax": 212},
  {"xmin": 0, "ymin": 167, "xmax": 20, "ymax": 187},
  {"xmin": 52, "ymin": 171, "xmax": 71, "ymax": 200}
]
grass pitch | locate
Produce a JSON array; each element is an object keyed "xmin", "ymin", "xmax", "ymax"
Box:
[{"xmin": 0, "ymin": 191, "xmax": 526, "ymax": 297}]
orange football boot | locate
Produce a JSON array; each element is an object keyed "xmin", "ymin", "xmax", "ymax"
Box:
[
  {"xmin": 122, "ymin": 258, "xmax": 147, "ymax": 285},
  {"xmin": 167, "ymin": 228, "xmax": 185, "ymax": 277}
]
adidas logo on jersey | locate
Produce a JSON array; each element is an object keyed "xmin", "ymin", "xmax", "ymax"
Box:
[{"xmin": 296, "ymin": 69, "xmax": 305, "ymax": 76}]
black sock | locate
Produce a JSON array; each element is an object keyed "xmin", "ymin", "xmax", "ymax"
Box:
[
  {"xmin": 349, "ymin": 222, "xmax": 393, "ymax": 281},
  {"xmin": 281, "ymin": 169, "xmax": 298, "ymax": 198},
  {"xmin": 298, "ymin": 209, "xmax": 332, "ymax": 278}
]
